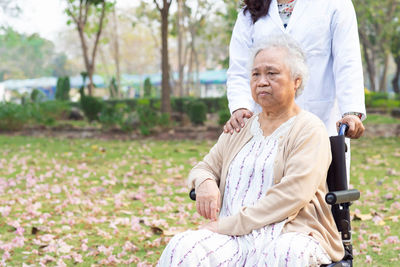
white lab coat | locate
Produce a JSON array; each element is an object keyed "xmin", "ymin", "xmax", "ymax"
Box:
[{"xmin": 227, "ymin": 0, "xmax": 366, "ymax": 136}]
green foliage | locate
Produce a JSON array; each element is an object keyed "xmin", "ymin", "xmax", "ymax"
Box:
[
  {"xmin": 109, "ymin": 77, "xmax": 119, "ymax": 99},
  {"xmin": 55, "ymin": 76, "xmax": 71, "ymax": 101},
  {"xmin": 80, "ymin": 96, "xmax": 104, "ymax": 122},
  {"xmin": 143, "ymin": 77, "xmax": 152, "ymax": 97},
  {"xmin": 98, "ymin": 103, "xmax": 126, "ymax": 130},
  {"xmin": 137, "ymin": 104, "xmax": 158, "ymax": 129},
  {"xmin": 0, "ymin": 100, "xmax": 70, "ymax": 130},
  {"xmin": 0, "ymin": 27, "xmax": 70, "ymax": 79},
  {"xmin": 187, "ymin": 100, "xmax": 207, "ymax": 125},
  {"xmin": 366, "ymin": 92, "xmax": 400, "ymax": 110},
  {"xmin": 30, "ymin": 89, "xmax": 46, "ymax": 103},
  {"xmin": 171, "ymin": 97, "xmax": 194, "ymax": 113},
  {"xmin": 364, "ymin": 114, "xmax": 400, "ymax": 124},
  {"xmin": 218, "ymin": 108, "xmax": 231, "ymax": 126},
  {"xmin": 370, "ymin": 99, "xmax": 400, "ymax": 110},
  {"xmin": 0, "ymin": 102, "xmax": 28, "ymax": 130},
  {"xmin": 159, "ymin": 113, "xmax": 171, "ymax": 127}
]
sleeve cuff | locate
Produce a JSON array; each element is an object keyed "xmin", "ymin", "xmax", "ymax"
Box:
[
  {"xmin": 228, "ymin": 100, "xmax": 254, "ymax": 115},
  {"xmin": 342, "ymin": 111, "xmax": 366, "ymax": 121}
]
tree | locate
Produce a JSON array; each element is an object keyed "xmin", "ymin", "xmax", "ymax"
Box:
[
  {"xmin": 0, "ymin": 27, "xmax": 70, "ymax": 80},
  {"xmin": 391, "ymin": 28, "xmax": 400, "ymax": 94},
  {"xmin": 153, "ymin": 0, "xmax": 173, "ymax": 114},
  {"xmin": 65, "ymin": 0, "xmax": 114, "ymax": 96},
  {"xmin": 355, "ymin": 0, "xmax": 399, "ymax": 92},
  {"xmin": 0, "ymin": 0, "xmax": 20, "ymax": 17}
]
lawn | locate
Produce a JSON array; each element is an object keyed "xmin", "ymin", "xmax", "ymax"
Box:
[{"xmin": 0, "ymin": 135, "xmax": 399, "ymax": 266}]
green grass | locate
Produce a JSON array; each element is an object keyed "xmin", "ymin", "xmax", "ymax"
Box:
[
  {"xmin": 364, "ymin": 114, "xmax": 400, "ymax": 124},
  {"xmin": 0, "ymin": 135, "xmax": 399, "ymax": 266}
]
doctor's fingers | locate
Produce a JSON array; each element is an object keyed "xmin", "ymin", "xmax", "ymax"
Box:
[
  {"xmin": 224, "ymin": 118, "xmax": 239, "ymax": 134},
  {"xmin": 352, "ymin": 121, "xmax": 365, "ymax": 139}
]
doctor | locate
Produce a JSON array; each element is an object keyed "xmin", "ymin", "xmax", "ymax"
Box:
[{"xmin": 224, "ymin": 0, "xmax": 366, "ymax": 139}]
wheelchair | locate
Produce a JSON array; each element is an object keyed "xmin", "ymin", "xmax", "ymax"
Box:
[{"xmin": 189, "ymin": 124, "xmax": 360, "ymax": 267}]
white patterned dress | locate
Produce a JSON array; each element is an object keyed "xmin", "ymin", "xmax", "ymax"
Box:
[{"xmin": 158, "ymin": 116, "xmax": 331, "ymax": 267}]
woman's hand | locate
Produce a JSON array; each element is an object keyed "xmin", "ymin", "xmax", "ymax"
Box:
[
  {"xmin": 336, "ymin": 115, "xmax": 365, "ymax": 139},
  {"xmin": 224, "ymin": 108, "xmax": 253, "ymax": 134},
  {"xmin": 200, "ymin": 220, "xmax": 218, "ymax": 233},
  {"xmin": 196, "ymin": 179, "xmax": 221, "ymax": 221}
]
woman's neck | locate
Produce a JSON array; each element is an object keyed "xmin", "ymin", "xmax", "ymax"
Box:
[{"xmin": 258, "ymin": 105, "xmax": 300, "ymax": 136}]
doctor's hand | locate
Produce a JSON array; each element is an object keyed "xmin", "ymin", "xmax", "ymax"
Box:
[
  {"xmin": 336, "ymin": 115, "xmax": 365, "ymax": 139},
  {"xmin": 196, "ymin": 179, "xmax": 221, "ymax": 221},
  {"xmin": 224, "ymin": 108, "xmax": 253, "ymax": 134}
]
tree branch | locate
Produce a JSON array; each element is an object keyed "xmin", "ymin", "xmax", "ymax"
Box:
[
  {"xmin": 91, "ymin": 1, "xmax": 106, "ymax": 67},
  {"xmin": 153, "ymin": 0, "xmax": 161, "ymax": 11},
  {"xmin": 83, "ymin": 1, "xmax": 90, "ymax": 26}
]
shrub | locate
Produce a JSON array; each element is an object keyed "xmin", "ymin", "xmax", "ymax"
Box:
[
  {"xmin": 30, "ymin": 89, "xmax": 46, "ymax": 103},
  {"xmin": 218, "ymin": 108, "xmax": 231, "ymax": 126},
  {"xmin": 159, "ymin": 113, "xmax": 171, "ymax": 127},
  {"xmin": 143, "ymin": 78, "xmax": 152, "ymax": 97},
  {"xmin": 31, "ymin": 101, "xmax": 71, "ymax": 125},
  {"xmin": 187, "ymin": 100, "xmax": 207, "ymax": 125},
  {"xmin": 81, "ymin": 96, "xmax": 104, "ymax": 122},
  {"xmin": 55, "ymin": 76, "xmax": 70, "ymax": 101},
  {"xmin": 137, "ymin": 104, "xmax": 158, "ymax": 129},
  {"xmin": 370, "ymin": 99, "xmax": 400, "ymax": 110},
  {"xmin": 98, "ymin": 103, "xmax": 123, "ymax": 129},
  {"xmin": 0, "ymin": 103, "xmax": 28, "ymax": 131},
  {"xmin": 109, "ymin": 77, "xmax": 119, "ymax": 99},
  {"xmin": 171, "ymin": 97, "xmax": 194, "ymax": 113}
]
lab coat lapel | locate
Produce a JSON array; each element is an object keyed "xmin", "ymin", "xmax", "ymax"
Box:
[
  {"xmin": 285, "ymin": 0, "xmax": 310, "ymax": 32},
  {"xmin": 269, "ymin": 0, "xmax": 285, "ymax": 32}
]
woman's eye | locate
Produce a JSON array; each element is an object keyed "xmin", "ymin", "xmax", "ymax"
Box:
[
  {"xmin": 252, "ymin": 72, "xmax": 260, "ymax": 77},
  {"xmin": 268, "ymin": 72, "xmax": 275, "ymax": 75}
]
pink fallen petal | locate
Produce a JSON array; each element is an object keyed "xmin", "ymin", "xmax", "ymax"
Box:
[
  {"xmin": 365, "ymin": 255, "xmax": 372, "ymax": 264},
  {"xmin": 384, "ymin": 236, "xmax": 399, "ymax": 244}
]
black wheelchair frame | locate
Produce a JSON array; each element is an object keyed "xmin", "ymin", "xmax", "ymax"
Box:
[{"xmin": 189, "ymin": 124, "xmax": 360, "ymax": 267}]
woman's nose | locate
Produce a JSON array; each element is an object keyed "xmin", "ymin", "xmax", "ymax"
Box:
[{"xmin": 258, "ymin": 74, "xmax": 269, "ymax": 86}]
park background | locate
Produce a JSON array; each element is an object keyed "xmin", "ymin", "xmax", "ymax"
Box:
[{"xmin": 0, "ymin": 0, "xmax": 399, "ymax": 266}]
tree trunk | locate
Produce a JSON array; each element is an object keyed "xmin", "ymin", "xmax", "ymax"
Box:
[
  {"xmin": 392, "ymin": 56, "xmax": 400, "ymax": 94},
  {"xmin": 112, "ymin": 7, "xmax": 121, "ymax": 98},
  {"xmin": 160, "ymin": 2, "xmax": 171, "ymax": 113},
  {"xmin": 379, "ymin": 54, "xmax": 389, "ymax": 92},
  {"xmin": 177, "ymin": 0, "xmax": 184, "ymax": 97},
  {"xmin": 359, "ymin": 31, "xmax": 376, "ymax": 92},
  {"xmin": 87, "ymin": 64, "xmax": 95, "ymax": 96}
]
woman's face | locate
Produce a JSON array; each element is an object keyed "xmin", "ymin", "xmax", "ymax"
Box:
[{"xmin": 250, "ymin": 47, "xmax": 300, "ymax": 111}]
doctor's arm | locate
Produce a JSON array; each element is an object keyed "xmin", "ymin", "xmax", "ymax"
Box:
[
  {"xmin": 331, "ymin": 0, "xmax": 366, "ymax": 139},
  {"xmin": 224, "ymin": 11, "xmax": 255, "ymax": 134}
]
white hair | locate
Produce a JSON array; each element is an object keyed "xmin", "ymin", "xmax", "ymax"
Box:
[{"xmin": 248, "ymin": 34, "xmax": 309, "ymax": 97}]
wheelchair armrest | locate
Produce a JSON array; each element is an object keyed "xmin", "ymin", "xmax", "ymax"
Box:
[{"xmin": 325, "ymin": 189, "xmax": 360, "ymax": 205}]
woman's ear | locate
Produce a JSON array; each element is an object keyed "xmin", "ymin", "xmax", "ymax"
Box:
[{"xmin": 294, "ymin": 77, "xmax": 302, "ymax": 91}]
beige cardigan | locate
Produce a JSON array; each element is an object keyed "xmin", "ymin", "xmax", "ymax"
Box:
[{"xmin": 188, "ymin": 110, "xmax": 344, "ymax": 261}]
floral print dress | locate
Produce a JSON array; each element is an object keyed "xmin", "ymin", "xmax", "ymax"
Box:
[{"xmin": 157, "ymin": 116, "xmax": 331, "ymax": 266}]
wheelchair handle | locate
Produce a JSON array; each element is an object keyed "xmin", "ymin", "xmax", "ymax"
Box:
[
  {"xmin": 338, "ymin": 123, "xmax": 349, "ymax": 136},
  {"xmin": 189, "ymin": 188, "xmax": 196, "ymax": 201}
]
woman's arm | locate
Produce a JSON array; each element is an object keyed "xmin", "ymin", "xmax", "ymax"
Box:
[
  {"xmin": 188, "ymin": 133, "xmax": 227, "ymax": 220},
  {"xmin": 217, "ymin": 122, "xmax": 332, "ymax": 236}
]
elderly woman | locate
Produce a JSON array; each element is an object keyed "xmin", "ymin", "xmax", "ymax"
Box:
[{"xmin": 157, "ymin": 35, "xmax": 344, "ymax": 266}]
